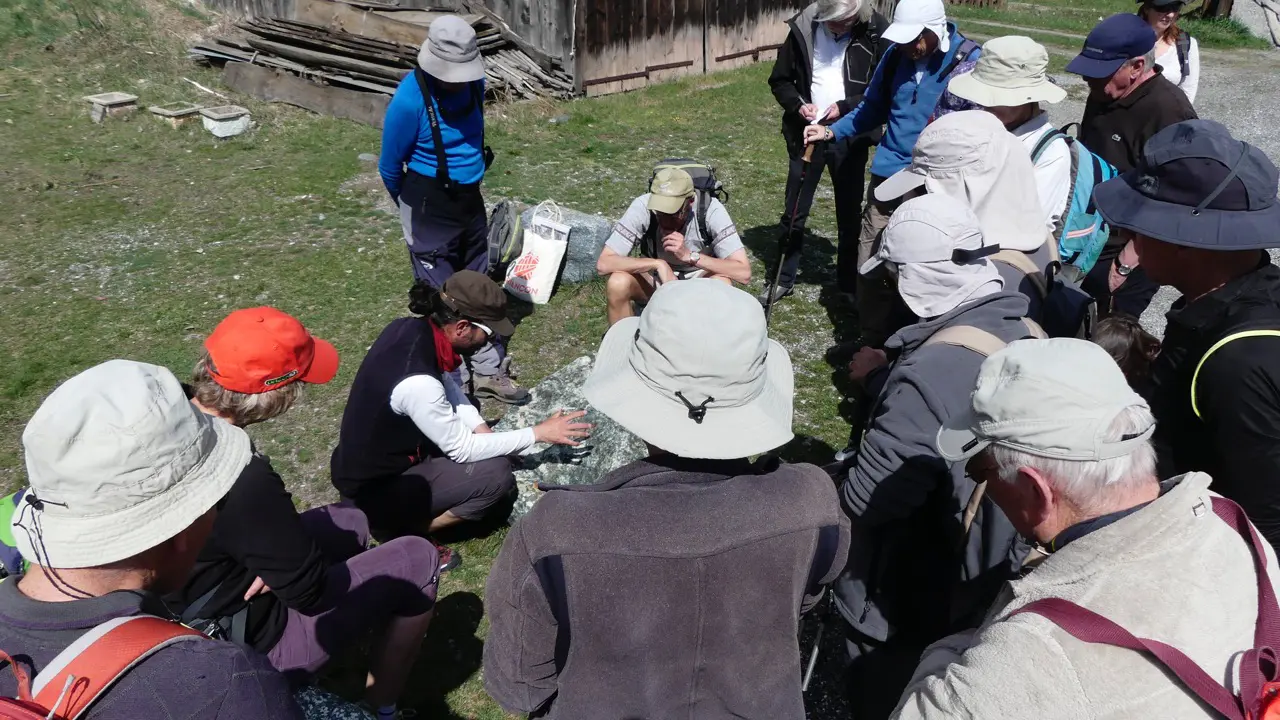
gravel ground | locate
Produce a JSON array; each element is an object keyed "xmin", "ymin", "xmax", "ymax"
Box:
[{"xmin": 1047, "ymin": 47, "xmax": 1280, "ymax": 337}]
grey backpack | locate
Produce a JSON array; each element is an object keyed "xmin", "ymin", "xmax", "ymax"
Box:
[{"xmin": 486, "ymin": 199, "xmax": 524, "ymax": 280}]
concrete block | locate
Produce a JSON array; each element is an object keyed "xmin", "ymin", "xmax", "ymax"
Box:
[
  {"xmin": 199, "ymin": 104, "xmax": 252, "ymax": 138},
  {"xmin": 148, "ymin": 102, "xmax": 202, "ymax": 129},
  {"xmin": 83, "ymin": 92, "xmax": 139, "ymax": 124}
]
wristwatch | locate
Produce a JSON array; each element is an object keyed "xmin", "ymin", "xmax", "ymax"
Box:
[
  {"xmin": 689, "ymin": 249, "xmax": 702, "ymax": 266},
  {"xmin": 1114, "ymin": 257, "xmax": 1135, "ymax": 277}
]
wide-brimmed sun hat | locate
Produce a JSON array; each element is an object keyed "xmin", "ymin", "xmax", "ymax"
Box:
[
  {"xmin": 1093, "ymin": 119, "xmax": 1280, "ymax": 251},
  {"xmin": 947, "ymin": 36, "xmax": 1067, "ymax": 107},
  {"xmin": 584, "ymin": 279, "xmax": 794, "ymax": 459},
  {"xmin": 15, "ymin": 360, "xmax": 251, "ymax": 569},
  {"xmin": 418, "ymin": 15, "xmax": 486, "ymax": 84}
]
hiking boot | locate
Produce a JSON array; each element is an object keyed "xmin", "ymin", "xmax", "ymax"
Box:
[
  {"xmin": 757, "ymin": 283, "xmax": 794, "ymax": 306},
  {"xmin": 436, "ymin": 544, "xmax": 461, "ymax": 574},
  {"xmin": 499, "ymin": 355, "xmax": 521, "ymax": 380},
  {"xmin": 473, "ymin": 372, "xmax": 531, "ymax": 405}
]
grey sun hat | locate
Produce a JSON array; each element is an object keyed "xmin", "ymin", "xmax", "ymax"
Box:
[
  {"xmin": 584, "ymin": 279, "xmax": 794, "ymax": 459},
  {"xmin": 1093, "ymin": 119, "xmax": 1280, "ymax": 251},
  {"xmin": 15, "ymin": 360, "xmax": 251, "ymax": 569},
  {"xmin": 418, "ymin": 15, "xmax": 486, "ymax": 84},
  {"xmin": 947, "ymin": 36, "xmax": 1067, "ymax": 108},
  {"xmin": 936, "ymin": 338, "xmax": 1153, "ymax": 462}
]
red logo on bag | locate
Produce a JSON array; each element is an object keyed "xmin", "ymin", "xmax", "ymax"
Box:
[{"xmin": 512, "ymin": 254, "xmax": 539, "ymax": 279}]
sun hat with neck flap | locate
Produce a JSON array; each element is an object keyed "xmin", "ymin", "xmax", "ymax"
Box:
[
  {"xmin": 15, "ymin": 360, "xmax": 251, "ymax": 569},
  {"xmin": 584, "ymin": 279, "xmax": 795, "ymax": 459},
  {"xmin": 418, "ymin": 15, "xmax": 486, "ymax": 84}
]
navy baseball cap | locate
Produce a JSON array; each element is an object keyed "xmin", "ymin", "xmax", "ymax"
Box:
[
  {"xmin": 1094, "ymin": 120, "xmax": 1280, "ymax": 251},
  {"xmin": 1066, "ymin": 14, "xmax": 1156, "ymax": 79}
]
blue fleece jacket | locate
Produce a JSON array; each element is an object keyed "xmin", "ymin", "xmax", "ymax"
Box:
[
  {"xmin": 829, "ymin": 23, "xmax": 979, "ymax": 178},
  {"xmin": 378, "ymin": 73, "xmax": 486, "ymax": 199}
]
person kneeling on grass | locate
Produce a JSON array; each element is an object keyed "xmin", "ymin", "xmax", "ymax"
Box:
[
  {"xmin": 168, "ymin": 307, "xmax": 437, "ymax": 720},
  {"xmin": 596, "ymin": 167, "xmax": 751, "ymax": 326},
  {"xmin": 329, "ymin": 270, "xmax": 592, "ymax": 568}
]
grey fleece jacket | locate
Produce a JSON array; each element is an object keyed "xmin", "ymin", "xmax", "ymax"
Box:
[
  {"xmin": 835, "ymin": 292, "xmax": 1034, "ymax": 643},
  {"xmin": 483, "ymin": 455, "xmax": 850, "ymax": 720}
]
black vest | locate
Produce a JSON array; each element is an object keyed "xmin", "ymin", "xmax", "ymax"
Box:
[{"xmin": 330, "ymin": 317, "xmax": 445, "ymax": 497}]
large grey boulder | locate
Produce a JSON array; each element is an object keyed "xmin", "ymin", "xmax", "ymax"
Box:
[
  {"xmin": 520, "ymin": 205, "xmax": 615, "ymax": 284},
  {"xmin": 495, "ymin": 355, "xmax": 648, "ymax": 521}
]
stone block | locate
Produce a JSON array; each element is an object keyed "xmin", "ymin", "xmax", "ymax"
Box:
[
  {"xmin": 495, "ymin": 355, "xmax": 648, "ymax": 521},
  {"xmin": 199, "ymin": 104, "xmax": 252, "ymax": 138},
  {"xmin": 83, "ymin": 92, "xmax": 139, "ymax": 124},
  {"xmin": 520, "ymin": 205, "xmax": 614, "ymax": 284},
  {"xmin": 148, "ymin": 102, "xmax": 202, "ymax": 129}
]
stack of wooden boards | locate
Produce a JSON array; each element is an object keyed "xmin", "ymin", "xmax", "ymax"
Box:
[{"xmin": 189, "ymin": 0, "xmax": 575, "ymax": 127}]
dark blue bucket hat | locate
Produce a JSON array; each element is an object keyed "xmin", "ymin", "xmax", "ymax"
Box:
[
  {"xmin": 1093, "ymin": 119, "xmax": 1280, "ymax": 250},
  {"xmin": 1066, "ymin": 14, "xmax": 1156, "ymax": 79}
]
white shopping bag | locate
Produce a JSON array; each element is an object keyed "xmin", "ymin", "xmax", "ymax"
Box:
[{"xmin": 504, "ymin": 201, "xmax": 570, "ymax": 304}]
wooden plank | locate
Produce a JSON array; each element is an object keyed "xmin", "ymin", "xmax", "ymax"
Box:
[
  {"xmin": 223, "ymin": 61, "xmax": 392, "ymax": 127},
  {"xmin": 293, "ymin": 0, "xmax": 430, "ymax": 46},
  {"xmin": 457, "ymin": 0, "xmax": 555, "ymax": 71},
  {"xmin": 241, "ymin": 22, "xmax": 413, "ymax": 65},
  {"xmin": 245, "ymin": 36, "xmax": 409, "ymax": 79}
]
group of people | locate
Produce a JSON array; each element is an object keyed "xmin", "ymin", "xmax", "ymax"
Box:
[{"xmin": 2, "ymin": 1, "xmax": 1279, "ymax": 719}]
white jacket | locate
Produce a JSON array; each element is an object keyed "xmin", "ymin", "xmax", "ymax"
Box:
[{"xmin": 893, "ymin": 473, "xmax": 1279, "ymax": 719}]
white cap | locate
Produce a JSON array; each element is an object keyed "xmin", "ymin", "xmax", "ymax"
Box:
[
  {"xmin": 15, "ymin": 360, "xmax": 251, "ymax": 569},
  {"xmin": 883, "ymin": 0, "xmax": 947, "ymax": 45},
  {"xmin": 860, "ymin": 193, "xmax": 1003, "ymax": 318},
  {"xmin": 936, "ymin": 338, "xmax": 1154, "ymax": 462}
]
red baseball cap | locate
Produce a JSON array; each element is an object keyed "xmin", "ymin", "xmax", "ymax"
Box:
[{"xmin": 204, "ymin": 307, "xmax": 339, "ymax": 394}]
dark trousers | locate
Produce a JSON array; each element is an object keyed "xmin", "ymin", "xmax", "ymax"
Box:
[
  {"xmin": 845, "ymin": 627, "xmax": 930, "ymax": 720},
  {"xmin": 776, "ymin": 138, "xmax": 870, "ymax": 292},
  {"xmin": 1081, "ymin": 244, "xmax": 1161, "ymax": 320},
  {"xmin": 351, "ymin": 455, "xmax": 516, "ymax": 538},
  {"xmin": 398, "ymin": 171, "xmax": 488, "ymax": 288}
]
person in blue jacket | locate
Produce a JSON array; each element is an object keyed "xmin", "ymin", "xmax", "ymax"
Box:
[
  {"xmin": 804, "ymin": 0, "xmax": 980, "ymax": 349},
  {"xmin": 378, "ymin": 15, "xmax": 528, "ymax": 404}
]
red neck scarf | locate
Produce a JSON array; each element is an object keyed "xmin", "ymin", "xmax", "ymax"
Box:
[{"xmin": 430, "ymin": 321, "xmax": 462, "ymax": 373}]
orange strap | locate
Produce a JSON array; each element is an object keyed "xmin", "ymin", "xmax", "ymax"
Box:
[{"xmin": 31, "ymin": 617, "xmax": 204, "ymax": 719}]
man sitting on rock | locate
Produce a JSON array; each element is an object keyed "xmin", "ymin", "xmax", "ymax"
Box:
[
  {"xmin": 330, "ymin": 271, "xmax": 592, "ymax": 568},
  {"xmin": 484, "ymin": 279, "xmax": 849, "ymax": 720},
  {"xmin": 596, "ymin": 168, "xmax": 752, "ymax": 326},
  {"xmin": 170, "ymin": 307, "xmax": 438, "ymax": 720}
]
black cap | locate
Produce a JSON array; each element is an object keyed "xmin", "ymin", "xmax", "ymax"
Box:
[
  {"xmin": 1094, "ymin": 119, "xmax": 1280, "ymax": 251},
  {"xmin": 440, "ymin": 270, "xmax": 517, "ymax": 336}
]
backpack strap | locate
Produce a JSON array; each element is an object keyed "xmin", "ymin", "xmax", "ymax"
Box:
[
  {"xmin": 32, "ymin": 616, "xmax": 205, "ymax": 719},
  {"xmin": 922, "ymin": 325, "xmax": 1009, "ymax": 357},
  {"xmin": 939, "ymin": 38, "xmax": 981, "ymax": 80},
  {"xmin": 992, "ymin": 249, "xmax": 1049, "ymax": 299},
  {"xmin": 414, "ymin": 68, "xmax": 452, "ymax": 189},
  {"xmin": 1013, "ymin": 496, "xmax": 1280, "ymax": 720},
  {"xmin": 1030, "ymin": 129, "xmax": 1069, "ymax": 164},
  {"xmin": 1191, "ymin": 330, "xmax": 1280, "ymax": 419},
  {"xmin": 1176, "ymin": 32, "xmax": 1191, "ymax": 84}
]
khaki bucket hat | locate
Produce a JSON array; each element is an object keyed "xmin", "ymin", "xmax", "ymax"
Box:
[{"xmin": 948, "ymin": 36, "xmax": 1067, "ymax": 108}]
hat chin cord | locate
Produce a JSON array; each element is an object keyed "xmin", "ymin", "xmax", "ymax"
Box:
[
  {"xmin": 1191, "ymin": 145, "xmax": 1250, "ymax": 216},
  {"xmin": 674, "ymin": 391, "xmax": 715, "ymax": 424},
  {"xmin": 12, "ymin": 494, "xmax": 96, "ymax": 601}
]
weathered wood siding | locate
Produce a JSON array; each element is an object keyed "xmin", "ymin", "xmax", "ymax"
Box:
[{"xmin": 482, "ymin": 0, "xmax": 574, "ymax": 63}]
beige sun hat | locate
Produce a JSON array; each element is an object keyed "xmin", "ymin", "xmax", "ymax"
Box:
[
  {"xmin": 14, "ymin": 360, "xmax": 251, "ymax": 569},
  {"xmin": 585, "ymin": 279, "xmax": 794, "ymax": 459},
  {"xmin": 947, "ymin": 36, "xmax": 1067, "ymax": 108}
]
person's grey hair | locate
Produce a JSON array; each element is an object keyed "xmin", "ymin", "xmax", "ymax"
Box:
[
  {"xmin": 986, "ymin": 405, "xmax": 1158, "ymax": 515},
  {"xmin": 1129, "ymin": 48, "xmax": 1157, "ymax": 71},
  {"xmin": 191, "ymin": 351, "xmax": 302, "ymax": 427},
  {"xmin": 816, "ymin": 0, "xmax": 872, "ymax": 24}
]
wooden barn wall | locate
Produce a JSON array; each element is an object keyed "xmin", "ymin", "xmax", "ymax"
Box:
[
  {"xmin": 575, "ymin": 0, "xmax": 805, "ymax": 96},
  {"xmin": 481, "ymin": 0, "xmax": 574, "ymax": 63}
]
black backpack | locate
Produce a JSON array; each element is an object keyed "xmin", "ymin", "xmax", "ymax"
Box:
[
  {"xmin": 1175, "ymin": 31, "xmax": 1192, "ymax": 84},
  {"xmin": 640, "ymin": 158, "xmax": 728, "ymax": 258},
  {"xmin": 485, "ymin": 199, "xmax": 523, "ymax": 280}
]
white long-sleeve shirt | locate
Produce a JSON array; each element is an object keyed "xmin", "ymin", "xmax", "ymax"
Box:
[
  {"xmin": 390, "ymin": 373, "xmax": 536, "ymax": 464},
  {"xmin": 1156, "ymin": 36, "xmax": 1199, "ymax": 105},
  {"xmin": 1012, "ymin": 113, "xmax": 1073, "ymax": 239}
]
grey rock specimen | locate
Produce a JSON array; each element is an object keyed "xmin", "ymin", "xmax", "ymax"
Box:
[
  {"xmin": 520, "ymin": 205, "xmax": 615, "ymax": 284},
  {"xmin": 293, "ymin": 687, "xmax": 371, "ymax": 719},
  {"xmin": 357, "ymin": 152, "xmax": 378, "ymax": 163},
  {"xmin": 494, "ymin": 355, "xmax": 648, "ymax": 521}
]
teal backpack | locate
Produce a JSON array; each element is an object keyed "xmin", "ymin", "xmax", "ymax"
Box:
[
  {"xmin": 0, "ymin": 489, "xmax": 30, "ymax": 578},
  {"xmin": 1031, "ymin": 126, "xmax": 1120, "ymax": 278}
]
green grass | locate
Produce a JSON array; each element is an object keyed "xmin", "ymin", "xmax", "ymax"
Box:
[{"xmin": 947, "ymin": 0, "xmax": 1271, "ymax": 50}]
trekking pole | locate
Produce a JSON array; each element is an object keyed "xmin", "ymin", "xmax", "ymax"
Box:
[
  {"xmin": 766, "ymin": 140, "xmax": 817, "ymax": 326},
  {"xmin": 801, "ymin": 591, "xmax": 830, "ymax": 693}
]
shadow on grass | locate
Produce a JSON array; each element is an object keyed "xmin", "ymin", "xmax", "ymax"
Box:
[{"xmin": 403, "ymin": 592, "xmax": 488, "ymax": 719}]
